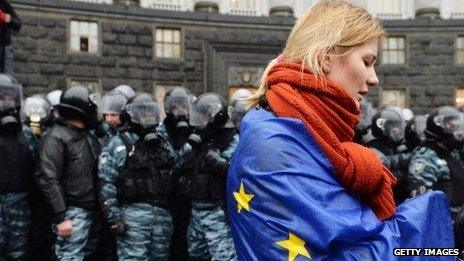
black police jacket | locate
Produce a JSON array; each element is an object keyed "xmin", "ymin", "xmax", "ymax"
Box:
[
  {"xmin": 0, "ymin": 131, "xmax": 34, "ymax": 193},
  {"xmin": 37, "ymin": 121, "xmax": 101, "ymax": 223}
]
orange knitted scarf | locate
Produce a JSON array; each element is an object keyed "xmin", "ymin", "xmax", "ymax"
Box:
[{"xmin": 266, "ymin": 62, "xmax": 397, "ymax": 220}]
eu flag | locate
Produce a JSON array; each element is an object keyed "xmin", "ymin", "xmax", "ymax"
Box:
[{"xmin": 227, "ymin": 109, "xmax": 454, "ymax": 260}]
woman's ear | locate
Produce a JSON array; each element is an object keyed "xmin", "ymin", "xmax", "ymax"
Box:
[{"xmin": 322, "ymin": 56, "xmax": 331, "ymax": 74}]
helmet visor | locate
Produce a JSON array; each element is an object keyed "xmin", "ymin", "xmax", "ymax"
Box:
[
  {"xmin": 0, "ymin": 87, "xmax": 21, "ymax": 111},
  {"xmin": 23, "ymin": 97, "xmax": 51, "ymax": 122},
  {"xmin": 189, "ymin": 98, "xmax": 222, "ymax": 128},
  {"xmin": 127, "ymin": 101, "xmax": 160, "ymax": 127},
  {"xmin": 166, "ymin": 96, "xmax": 190, "ymax": 117},
  {"xmin": 384, "ymin": 120, "xmax": 405, "ymax": 143},
  {"xmin": 99, "ymin": 94, "xmax": 126, "ymax": 115}
]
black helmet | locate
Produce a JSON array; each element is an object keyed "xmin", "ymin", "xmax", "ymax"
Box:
[
  {"xmin": 229, "ymin": 99, "xmax": 249, "ymax": 130},
  {"xmin": 229, "ymin": 88, "xmax": 252, "ymax": 103},
  {"xmin": 371, "ymin": 107, "xmax": 405, "ymax": 145},
  {"xmin": 404, "ymin": 115, "xmax": 427, "ymax": 150},
  {"xmin": 99, "ymin": 92, "xmax": 127, "ymax": 116},
  {"xmin": 164, "ymin": 87, "xmax": 192, "ymax": 118},
  {"xmin": 56, "ymin": 85, "xmax": 100, "ymax": 127},
  {"xmin": 0, "ymin": 74, "xmax": 23, "ymax": 134},
  {"xmin": 112, "ymin": 84, "xmax": 135, "ymax": 99},
  {"xmin": 46, "ymin": 90, "xmax": 63, "ymax": 108},
  {"xmin": 355, "ymin": 101, "xmax": 375, "ymax": 136},
  {"xmin": 425, "ymin": 106, "xmax": 464, "ymax": 149},
  {"xmin": 163, "ymin": 87, "xmax": 193, "ymax": 135},
  {"xmin": 122, "ymin": 93, "xmax": 160, "ymax": 136},
  {"xmin": 189, "ymin": 92, "xmax": 228, "ymax": 131}
]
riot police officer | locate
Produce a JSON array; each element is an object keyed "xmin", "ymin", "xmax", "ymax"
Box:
[
  {"xmin": 46, "ymin": 89, "xmax": 62, "ymax": 122},
  {"xmin": 98, "ymin": 91, "xmax": 127, "ymax": 145},
  {"xmin": 408, "ymin": 106, "xmax": 464, "ymax": 210},
  {"xmin": 37, "ymin": 85, "xmax": 102, "ymax": 260},
  {"xmin": 353, "ymin": 101, "xmax": 374, "ymax": 145},
  {"xmin": 228, "ymin": 100, "xmax": 249, "ymax": 132},
  {"xmin": 404, "ymin": 115, "xmax": 427, "ymax": 152},
  {"xmin": 156, "ymin": 87, "xmax": 194, "ymax": 260},
  {"xmin": 99, "ymin": 93, "xmax": 175, "ymax": 260},
  {"xmin": 366, "ymin": 106, "xmax": 412, "ymax": 203},
  {"xmin": 23, "ymin": 94, "xmax": 55, "ymax": 260},
  {"xmin": 0, "ymin": 74, "xmax": 36, "ymax": 260},
  {"xmin": 183, "ymin": 93, "xmax": 238, "ymax": 260},
  {"xmin": 22, "ymin": 95, "xmax": 52, "ymax": 138}
]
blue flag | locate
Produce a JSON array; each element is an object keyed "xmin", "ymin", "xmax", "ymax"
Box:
[{"xmin": 227, "ymin": 109, "xmax": 455, "ymax": 260}]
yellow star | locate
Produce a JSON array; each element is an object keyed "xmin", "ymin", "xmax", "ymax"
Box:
[
  {"xmin": 275, "ymin": 232, "xmax": 312, "ymax": 261},
  {"xmin": 233, "ymin": 181, "xmax": 254, "ymax": 213}
]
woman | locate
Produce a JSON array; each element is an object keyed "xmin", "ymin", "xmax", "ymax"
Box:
[{"xmin": 226, "ymin": 1, "xmax": 454, "ymax": 260}]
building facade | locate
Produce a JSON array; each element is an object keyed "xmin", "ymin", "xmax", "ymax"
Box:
[{"xmin": 9, "ymin": 0, "xmax": 464, "ymax": 113}]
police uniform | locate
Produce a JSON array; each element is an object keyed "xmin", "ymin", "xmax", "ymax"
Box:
[
  {"xmin": 0, "ymin": 124, "xmax": 36, "ymax": 260},
  {"xmin": 408, "ymin": 142, "xmax": 464, "ymax": 211},
  {"xmin": 99, "ymin": 131, "xmax": 175, "ymax": 260},
  {"xmin": 185, "ymin": 130, "xmax": 239, "ymax": 261},
  {"xmin": 157, "ymin": 122, "xmax": 192, "ymax": 260}
]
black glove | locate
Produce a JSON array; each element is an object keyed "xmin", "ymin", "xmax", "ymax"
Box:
[
  {"xmin": 144, "ymin": 132, "xmax": 163, "ymax": 147},
  {"xmin": 204, "ymin": 149, "xmax": 229, "ymax": 174},
  {"xmin": 109, "ymin": 219, "xmax": 126, "ymax": 235},
  {"xmin": 187, "ymin": 133, "xmax": 202, "ymax": 150},
  {"xmin": 204, "ymin": 149, "xmax": 222, "ymax": 167}
]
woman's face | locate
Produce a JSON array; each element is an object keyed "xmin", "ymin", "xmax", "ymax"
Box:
[{"xmin": 326, "ymin": 39, "xmax": 380, "ymax": 107}]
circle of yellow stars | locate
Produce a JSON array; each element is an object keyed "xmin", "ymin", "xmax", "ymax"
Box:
[{"xmin": 233, "ymin": 181, "xmax": 312, "ymax": 260}]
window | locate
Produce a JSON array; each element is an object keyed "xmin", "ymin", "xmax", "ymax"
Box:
[
  {"xmin": 155, "ymin": 28, "xmax": 181, "ymax": 59},
  {"xmin": 68, "ymin": 78, "xmax": 102, "ymax": 93},
  {"xmin": 229, "ymin": 0, "xmax": 258, "ymax": 16},
  {"xmin": 381, "ymin": 37, "xmax": 406, "ymax": 65},
  {"xmin": 457, "ymin": 37, "xmax": 464, "ymax": 64},
  {"xmin": 380, "ymin": 89, "xmax": 407, "ymax": 108},
  {"xmin": 455, "ymin": 88, "xmax": 464, "ymax": 108},
  {"xmin": 69, "ymin": 21, "xmax": 99, "ymax": 54},
  {"xmin": 376, "ymin": 0, "xmax": 403, "ymax": 19}
]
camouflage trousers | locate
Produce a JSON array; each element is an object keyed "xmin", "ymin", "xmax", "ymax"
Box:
[
  {"xmin": 117, "ymin": 203, "xmax": 173, "ymax": 260},
  {"xmin": 0, "ymin": 192, "xmax": 30, "ymax": 260},
  {"xmin": 187, "ymin": 203, "xmax": 237, "ymax": 261},
  {"xmin": 54, "ymin": 206, "xmax": 102, "ymax": 261}
]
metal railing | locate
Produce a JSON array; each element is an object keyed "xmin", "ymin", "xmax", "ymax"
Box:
[
  {"xmin": 145, "ymin": 2, "xmax": 183, "ymax": 11},
  {"xmin": 229, "ymin": 9, "xmax": 258, "ymax": 16}
]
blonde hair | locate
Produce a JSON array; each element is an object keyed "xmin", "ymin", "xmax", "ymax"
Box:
[{"xmin": 248, "ymin": 0, "xmax": 387, "ymax": 108}]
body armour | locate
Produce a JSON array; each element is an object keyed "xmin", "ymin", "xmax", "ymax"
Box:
[
  {"xmin": 116, "ymin": 132, "xmax": 172, "ymax": 208},
  {"xmin": 188, "ymin": 127, "xmax": 236, "ymax": 203},
  {"xmin": 0, "ymin": 133, "xmax": 33, "ymax": 193},
  {"xmin": 427, "ymin": 142, "xmax": 464, "ymax": 208}
]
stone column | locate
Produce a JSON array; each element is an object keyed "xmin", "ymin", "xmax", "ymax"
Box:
[
  {"xmin": 269, "ymin": 0, "xmax": 294, "ymax": 17},
  {"xmin": 194, "ymin": 0, "xmax": 219, "ymax": 13},
  {"xmin": 415, "ymin": 0, "xmax": 441, "ymax": 18},
  {"xmin": 114, "ymin": 0, "xmax": 140, "ymax": 6}
]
